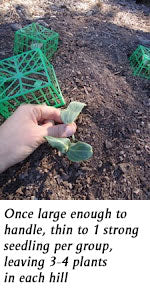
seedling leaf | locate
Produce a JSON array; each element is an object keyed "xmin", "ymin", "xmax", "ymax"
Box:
[
  {"xmin": 61, "ymin": 101, "xmax": 86, "ymax": 124},
  {"xmin": 66, "ymin": 141, "xmax": 93, "ymax": 162},
  {"xmin": 45, "ymin": 136, "xmax": 71, "ymax": 153}
]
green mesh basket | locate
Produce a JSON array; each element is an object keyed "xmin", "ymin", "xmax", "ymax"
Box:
[
  {"xmin": 14, "ymin": 22, "xmax": 59, "ymax": 59},
  {"xmin": 129, "ymin": 45, "xmax": 150, "ymax": 79},
  {"xmin": 0, "ymin": 48, "xmax": 65, "ymax": 119}
]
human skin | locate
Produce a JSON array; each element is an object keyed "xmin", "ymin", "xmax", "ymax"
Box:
[{"xmin": 0, "ymin": 104, "xmax": 76, "ymax": 173}]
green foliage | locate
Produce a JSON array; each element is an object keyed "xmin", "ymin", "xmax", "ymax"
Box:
[
  {"xmin": 45, "ymin": 101, "xmax": 93, "ymax": 162},
  {"xmin": 60, "ymin": 101, "xmax": 86, "ymax": 124},
  {"xmin": 45, "ymin": 136, "xmax": 71, "ymax": 154},
  {"xmin": 66, "ymin": 142, "xmax": 93, "ymax": 162}
]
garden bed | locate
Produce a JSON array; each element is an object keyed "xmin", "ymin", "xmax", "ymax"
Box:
[{"xmin": 0, "ymin": 0, "xmax": 150, "ymax": 200}]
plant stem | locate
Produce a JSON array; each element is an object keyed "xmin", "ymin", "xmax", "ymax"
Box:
[{"xmin": 72, "ymin": 134, "xmax": 75, "ymax": 142}]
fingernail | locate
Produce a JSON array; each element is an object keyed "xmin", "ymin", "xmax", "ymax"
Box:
[{"xmin": 65, "ymin": 123, "xmax": 77, "ymax": 137}]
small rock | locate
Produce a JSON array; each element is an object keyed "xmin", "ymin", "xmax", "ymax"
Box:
[
  {"xmin": 37, "ymin": 20, "xmax": 49, "ymax": 27},
  {"xmin": 88, "ymin": 193, "xmax": 95, "ymax": 200},
  {"xmin": 76, "ymin": 71, "xmax": 82, "ymax": 77},
  {"xmin": 134, "ymin": 188, "xmax": 141, "ymax": 195},
  {"xmin": 124, "ymin": 145, "xmax": 130, "ymax": 149},
  {"xmin": 82, "ymin": 166, "xmax": 90, "ymax": 171},
  {"xmin": 86, "ymin": 177, "xmax": 91, "ymax": 184},
  {"xmin": 144, "ymin": 99, "xmax": 150, "ymax": 106},
  {"xmin": 136, "ymin": 129, "xmax": 140, "ymax": 134},
  {"xmin": 119, "ymin": 151, "xmax": 125, "ymax": 155},
  {"xmin": 31, "ymin": 196, "xmax": 37, "ymax": 200},
  {"xmin": 134, "ymin": 110, "xmax": 142, "ymax": 114},
  {"xmin": 86, "ymin": 11, "xmax": 93, "ymax": 16},
  {"xmin": 58, "ymin": 151, "xmax": 62, "ymax": 157},
  {"xmin": 63, "ymin": 181, "xmax": 70, "ymax": 188},
  {"xmin": 76, "ymin": 40, "xmax": 86, "ymax": 47},
  {"xmin": 68, "ymin": 183, "xmax": 73, "ymax": 189},
  {"xmin": 56, "ymin": 175, "xmax": 62, "ymax": 185},
  {"xmin": 119, "ymin": 163, "xmax": 130, "ymax": 173},
  {"xmin": 87, "ymin": 86, "xmax": 92, "ymax": 92},
  {"xmin": 147, "ymin": 123, "xmax": 150, "ymax": 129},
  {"xmin": 61, "ymin": 173, "xmax": 70, "ymax": 181},
  {"xmin": 98, "ymin": 160, "xmax": 103, "ymax": 168},
  {"xmin": 105, "ymin": 140, "xmax": 113, "ymax": 149},
  {"xmin": 145, "ymin": 145, "xmax": 150, "ymax": 154},
  {"xmin": 119, "ymin": 156, "xmax": 124, "ymax": 162},
  {"xmin": 51, "ymin": 5, "xmax": 59, "ymax": 11},
  {"xmin": 11, "ymin": 23, "xmax": 22, "ymax": 31},
  {"xmin": 0, "ymin": 51, "xmax": 6, "ymax": 56},
  {"xmin": 137, "ymin": 36, "xmax": 150, "ymax": 46}
]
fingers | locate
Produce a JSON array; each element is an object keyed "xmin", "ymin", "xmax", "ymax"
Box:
[
  {"xmin": 41, "ymin": 122, "xmax": 77, "ymax": 138},
  {"xmin": 34, "ymin": 105, "xmax": 62, "ymax": 123},
  {"xmin": 21, "ymin": 104, "xmax": 63, "ymax": 123}
]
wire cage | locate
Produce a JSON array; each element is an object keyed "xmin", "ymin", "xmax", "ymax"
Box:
[
  {"xmin": 0, "ymin": 48, "xmax": 65, "ymax": 119},
  {"xmin": 14, "ymin": 22, "xmax": 59, "ymax": 60},
  {"xmin": 129, "ymin": 45, "xmax": 150, "ymax": 79}
]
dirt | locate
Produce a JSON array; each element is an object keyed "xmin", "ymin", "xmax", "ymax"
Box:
[{"xmin": 0, "ymin": 0, "xmax": 150, "ymax": 200}]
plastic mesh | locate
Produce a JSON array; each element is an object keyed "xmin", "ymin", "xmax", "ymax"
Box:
[
  {"xmin": 14, "ymin": 23, "xmax": 59, "ymax": 59},
  {"xmin": 129, "ymin": 45, "xmax": 150, "ymax": 79},
  {"xmin": 0, "ymin": 49, "xmax": 65, "ymax": 118}
]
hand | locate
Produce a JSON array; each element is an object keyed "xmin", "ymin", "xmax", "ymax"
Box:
[{"xmin": 0, "ymin": 104, "xmax": 76, "ymax": 173}]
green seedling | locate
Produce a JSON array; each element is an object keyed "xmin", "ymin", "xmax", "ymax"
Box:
[{"xmin": 45, "ymin": 101, "xmax": 93, "ymax": 162}]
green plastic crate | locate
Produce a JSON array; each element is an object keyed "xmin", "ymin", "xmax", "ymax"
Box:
[
  {"xmin": 14, "ymin": 22, "xmax": 59, "ymax": 59},
  {"xmin": 129, "ymin": 45, "xmax": 150, "ymax": 79},
  {"xmin": 0, "ymin": 48, "xmax": 65, "ymax": 119}
]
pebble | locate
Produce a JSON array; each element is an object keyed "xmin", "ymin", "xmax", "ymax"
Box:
[
  {"xmin": 0, "ymin": 51, "xmax": 6, "ymax": 56},
  {"xmin": 58, "ymin": 151, "xmax": 62, "ymax": 157},
  {"xmin": 76, "ymin": 71, "xmax": 82, "ymax": 77},
  {"xmin": 86, "ymin": 177, "xmax": 91, "ymax": 184},
  {"xmin": 37, "ymin": 20, "xmax": 49, "ymax": 27},
  {"xmin": 134, "ymin": 188, "xmax": 141, "ymax": 195},
  {"xmin": 31, "ymin": 196, "xmax": 38, "ymax": 200},
  {"xmin": 88, "ymin": 193, "xmax": 95, "ymax": 200},
  {"xmin": 10, "ymin": 23, "xmax": 22, "ymax": 31},
  {"xmin": 105, "ymin": 140, "xmax": 113, "ymax": 149},
  {"xmin": 87, "ymin": 86, "xmax": 92, "ymax": 92},
  {"xmin": 137, "ymin": 36, "xmax": 150, "ymax": 46},
  {"xmin": 61, "ymin": 173, "xmax": 70, "ymax": 181},
  {"xmin": 144, "ymin": 99, "xmax": 150, "ymax": 106},
  {"xmin": 98, "ymin": 160, "xmax": 103, "ymax": 168},
  {"xmin": 136, "ymin": 129, "xmax": 140, "ymax": 134},
  {"xmin": 68, "ymin": 183, "xmax": 73, "ymax": 189},
  {"xmin": 56, "ymin": 176, "xmax": 62, "ymax": 185},
  {"xmin": 119, "ymin": 163, "xmax": 130, "ymax": 173},
  {"xmin": 124, "ymin": 145, "xmax": 130, "ymax": 149},
  {"xmin": 119, "ymin": 156, "xmax": 124, "ymax": 162},
  {"xmin": 86, "ymin": 11, "xmax": 93, "ymax": 16},
  {"xmin": 82, "ymin": 166, "xmax": 90, "ymax": 171},
  {"xmin": 76, "ymin": 40, "xmax": 86, "ymax": 47}
]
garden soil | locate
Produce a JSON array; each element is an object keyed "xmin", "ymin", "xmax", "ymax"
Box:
[{"xmin": 0, "ymin": 0, "xmax": 150, "ymax": 200}]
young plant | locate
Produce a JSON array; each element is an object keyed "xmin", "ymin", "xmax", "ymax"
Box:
[{"xmin": 45, "ymin": 101, "xmax": 93, "ymax": 162}]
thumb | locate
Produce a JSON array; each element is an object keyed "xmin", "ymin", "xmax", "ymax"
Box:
[{"xmin": 41, "ymin": 122, "xmax": 77, "ymax": 138}]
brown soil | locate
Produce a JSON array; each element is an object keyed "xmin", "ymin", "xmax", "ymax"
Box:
[{"xmin": 0, "ymin": 0, "xmax": 150, "ymax": 200}]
